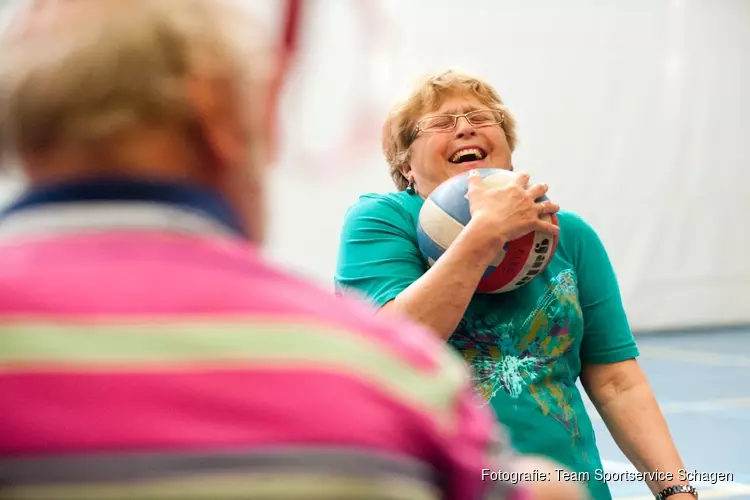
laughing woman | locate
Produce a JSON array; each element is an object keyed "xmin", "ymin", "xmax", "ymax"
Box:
[{"xmin": 334, "ymin": 69, "xmax": 696, "ymax": 500}]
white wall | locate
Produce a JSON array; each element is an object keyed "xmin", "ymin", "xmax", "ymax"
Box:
[{"xmin": 1, "ymin": 0, "xmax": 748, "ymax": 332}]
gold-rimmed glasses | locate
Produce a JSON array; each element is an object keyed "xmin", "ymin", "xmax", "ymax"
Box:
[{"xmin": 409, "ymin": 109, "xmax": 504, "ymax": 143}]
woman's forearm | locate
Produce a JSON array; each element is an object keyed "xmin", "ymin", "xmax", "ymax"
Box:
[
  {"xmin": 584, "ymin": 362, "xmax": 691, "ymax": 497},
  {"xmin": 379, "ymin": 219, "xmax": 503, "ymax": 340}
]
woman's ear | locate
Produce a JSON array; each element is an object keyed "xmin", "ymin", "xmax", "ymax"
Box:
[
  {"xmin": 399, "ymin": 164, "xmax": 411, "ymax": 181},
  {"xmin": 399, "ymin": 164, "xmax": 415, "ymax": 193}
]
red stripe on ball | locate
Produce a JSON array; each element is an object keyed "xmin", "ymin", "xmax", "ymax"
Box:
[{"xmin": 476, "ymin": 231, "xmax": 535, "ymax": 293}]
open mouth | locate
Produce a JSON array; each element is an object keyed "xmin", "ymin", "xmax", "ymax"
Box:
[{"xmin": 449, "ymin": 147, "xmax": 487, "ymax": 164}]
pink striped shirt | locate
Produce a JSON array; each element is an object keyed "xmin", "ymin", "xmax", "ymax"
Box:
[{"xmin": 0, "ymin": 182, "xmax": 529, "ymax": 500}]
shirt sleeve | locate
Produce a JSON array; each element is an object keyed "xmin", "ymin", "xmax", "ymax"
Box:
[
  {"xmin": 334, "ymin": 195, "xmax": 426, "ymax": 308},
  {"xmin": 565, "ymin": 212, "xmax": 640, "ymax": 364}
]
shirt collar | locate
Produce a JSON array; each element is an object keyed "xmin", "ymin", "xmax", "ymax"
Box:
[{"xmin": 0, "ymin": 177, "xmax": 246, "ymax": 237}]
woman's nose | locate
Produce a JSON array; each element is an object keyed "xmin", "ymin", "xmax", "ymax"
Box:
[{"xmin": 453, "ymin": 115, "xmax": 476, "ymax": 137}]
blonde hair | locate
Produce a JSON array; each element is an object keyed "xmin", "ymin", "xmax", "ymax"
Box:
[
  {"xmin": 382, "ymin": 69, "xmax": 518, "ymax": 191},
  {"xmin": 0, "ymin": 0, "xmax": 274, "ymax": 167}
]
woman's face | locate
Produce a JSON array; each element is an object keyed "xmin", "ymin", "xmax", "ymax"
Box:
[{"xmin": 404, "ymin": 94, "xmax": 512, "ymax": 197}]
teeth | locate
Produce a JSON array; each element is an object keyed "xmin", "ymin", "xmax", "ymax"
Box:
[{"xmin": 450, "ymin": 148, "xmax": 485, "ymax": 162}]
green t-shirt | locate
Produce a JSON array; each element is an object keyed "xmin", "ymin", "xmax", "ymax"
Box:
[{"xmin": 335, "ymin": 190, "xmax": 640, "ymax": 500}]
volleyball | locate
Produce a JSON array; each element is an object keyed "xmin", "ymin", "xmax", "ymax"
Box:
[{"xmin": 416, "ymin": 168, "xmax": 558, "ymax": 293}]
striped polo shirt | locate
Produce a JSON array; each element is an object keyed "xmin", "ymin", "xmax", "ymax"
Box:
[{"xmin": 0, "ymin": 179, "xmax": 529, "ymax": 500}]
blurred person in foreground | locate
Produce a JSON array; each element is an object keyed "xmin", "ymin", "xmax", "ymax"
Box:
[
  {"xmin": 0, "ymin": 2, "xmax": 586, "ymax": 499},
  {"xmin": 335, "ymin": 69, "xmax": 696, "ymax": 500}
]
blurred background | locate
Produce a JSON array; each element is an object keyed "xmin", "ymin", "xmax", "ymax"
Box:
[{"xmin": 1, "ymin": 0, "xmax": 748, "ymax": 498}]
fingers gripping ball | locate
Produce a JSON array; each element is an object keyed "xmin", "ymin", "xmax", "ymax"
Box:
[{"xmin": 416, "ymin": 168, "xmax": 559, "ymax": 293}]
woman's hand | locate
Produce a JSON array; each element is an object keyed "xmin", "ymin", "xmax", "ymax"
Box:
[{"xmin": 465, "ymin": 169, "xmax": 560, "ymax": 253}]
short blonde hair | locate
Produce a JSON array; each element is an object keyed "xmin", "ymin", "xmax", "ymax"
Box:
[
  {"xmin": 0, "ymin": 0, "xmax": 274, "ymax": 167},
  {"xmin": 382, "ymin": 69, "xmax": 518, "ymax": 191}
]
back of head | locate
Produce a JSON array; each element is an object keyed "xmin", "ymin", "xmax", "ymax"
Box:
[
  {"xmin": 1, "ymin": 0, "xmax": 267, "ymax": 158},
  {"xmin": 0, "ymin": 0, "xmax": 279, "ymax": 238}
]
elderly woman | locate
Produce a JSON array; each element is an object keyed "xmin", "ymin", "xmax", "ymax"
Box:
[{"xmin": 335, "ymin": 69, "xmax": 696, "ymax": 500}]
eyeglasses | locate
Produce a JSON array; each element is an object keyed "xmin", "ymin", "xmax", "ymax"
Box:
[{"xmin": 411, "ymin": 109, "xmax": 504, "ymax": 142}]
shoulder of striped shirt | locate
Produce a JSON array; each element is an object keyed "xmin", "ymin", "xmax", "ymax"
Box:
[
  {"xmin": 0, "ymin": 279, "xmax": 473, "ymax": 430},
  {"xmin": 0, "ymin": 230, "xmax": 474, "ymax": 425}
]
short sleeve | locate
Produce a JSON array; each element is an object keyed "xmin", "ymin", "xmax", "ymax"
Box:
[
  {"xmin": 334, "ymin": 195, "xmax": 426, "ymax": 308},
  {"xmin": 565, "ymin": 213, "xmax": 640, "ymax": 364}
]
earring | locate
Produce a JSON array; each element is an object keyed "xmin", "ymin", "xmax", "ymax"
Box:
[{"xmin": 405, "ymin": 178, "xmax": 415, "ymax": 194}]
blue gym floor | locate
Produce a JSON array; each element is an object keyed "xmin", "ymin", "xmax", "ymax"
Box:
[{"xmin": 580, "ymin": 327, "xmax": 750, "ymax": 500}]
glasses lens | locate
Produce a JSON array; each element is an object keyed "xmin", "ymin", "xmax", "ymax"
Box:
[
  {"xmin": 468, "ymin": 109, "xmax": 503, "ymax": 125},
  {"xmin": 420, "ymin": 115, "xmax": 455, "ymax": 132}
]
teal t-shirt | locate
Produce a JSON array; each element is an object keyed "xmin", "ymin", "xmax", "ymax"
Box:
[{"xmin": 335, "ymin": 190, "xmax": 640, "ymax": 500}]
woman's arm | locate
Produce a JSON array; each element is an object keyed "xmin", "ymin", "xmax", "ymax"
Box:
[
  {"xmin": 571, "ymin": 213, "xmax": 692, "ymax": 498},
  {"xmin": 379, "ymin": 216, "xmax": 504, "ymax": 340},
  {"xmin": 582, "ymin": 360, "xmax": 693, "ymax": 499}
]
